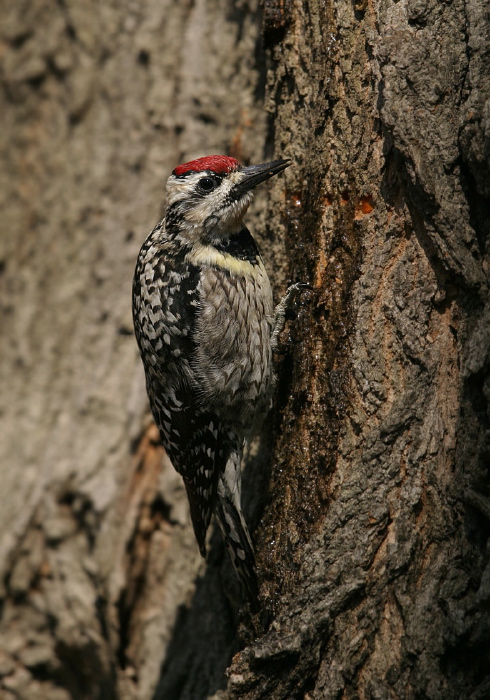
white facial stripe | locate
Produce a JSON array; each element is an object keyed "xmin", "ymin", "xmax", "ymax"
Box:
[{"xmin": 166, "ymin": 173, "xmax": 202, "ymax": 206}]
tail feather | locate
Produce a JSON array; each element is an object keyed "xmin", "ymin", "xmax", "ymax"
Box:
[
  {"xmin": 216, "ymin": 492, "xmax": 259, "ymax": 610},
  {"xmin": 184, "ymin": 479, "xmax": 210, "ymax": 557}
]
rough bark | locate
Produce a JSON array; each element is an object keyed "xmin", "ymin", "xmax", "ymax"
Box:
[{"xmin": 1, "ymin": 1, "xmax": 489, "ymax": 699}]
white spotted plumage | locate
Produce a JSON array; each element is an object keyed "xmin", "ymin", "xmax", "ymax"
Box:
[{"xmin": 132, "ymin": 155, "xmax": 301, "ymax": 608}]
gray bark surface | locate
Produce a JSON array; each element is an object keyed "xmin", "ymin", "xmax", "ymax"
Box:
[{"xmin": 0, "ymin": 1, "xmax": 489, "ymax": 699}]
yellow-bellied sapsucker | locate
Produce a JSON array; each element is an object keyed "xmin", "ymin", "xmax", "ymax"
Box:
[{"xmin": 132, "ymin": 155, "xmax": 302, "ymax": 608}]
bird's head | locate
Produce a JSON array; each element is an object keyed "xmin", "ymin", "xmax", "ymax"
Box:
[{"xmin": 165, "ymin": 155, "xmax": 291, "ymax": 245}]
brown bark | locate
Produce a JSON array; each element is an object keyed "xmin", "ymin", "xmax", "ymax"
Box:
[{"xmin": 1, "ymin": 1, "xmax": 489, "ymax": 699}]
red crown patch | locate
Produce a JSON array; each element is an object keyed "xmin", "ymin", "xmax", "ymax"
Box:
[{"xmin": 173, "ymin": 155, "xmax": 240, "ymax": 177}]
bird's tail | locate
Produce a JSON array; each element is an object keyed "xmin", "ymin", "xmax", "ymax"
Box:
[
  {"xmin": 215, "ymin": 445, "xmax": 259, "ymax": 609},
  {"xmin": 216, "ymin": 491, "xmax": 259, "ymax": 611}
]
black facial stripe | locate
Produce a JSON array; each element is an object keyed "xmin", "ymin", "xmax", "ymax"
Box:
[{"xmin": 173, "ymin": 170, "xmax": 225, "ymax": 182}]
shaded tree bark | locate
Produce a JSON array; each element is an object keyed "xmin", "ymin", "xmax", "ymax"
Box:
[{"xmin": 1, "ymin": 1, "xmax": 489, "ymax": 699}]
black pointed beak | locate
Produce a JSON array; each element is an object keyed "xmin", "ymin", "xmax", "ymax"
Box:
[{"xmin": 232, "ymin": 158, "xmax": 291, "ymax": 198}]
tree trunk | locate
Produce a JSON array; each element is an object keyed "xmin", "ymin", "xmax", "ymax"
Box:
[{"xmin": 1, "ymin": 1, "xmax": 488, "ymax": 699}]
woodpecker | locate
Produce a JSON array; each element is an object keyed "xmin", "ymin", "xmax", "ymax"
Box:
[{"xmin": 132, "ymin": 154, "xmax": 303, "ymax": 608}]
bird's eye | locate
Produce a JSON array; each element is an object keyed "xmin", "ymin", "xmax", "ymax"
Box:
[{"xmin": 198, "ymin": 177, "xmax": 217, "ymax": 192}]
